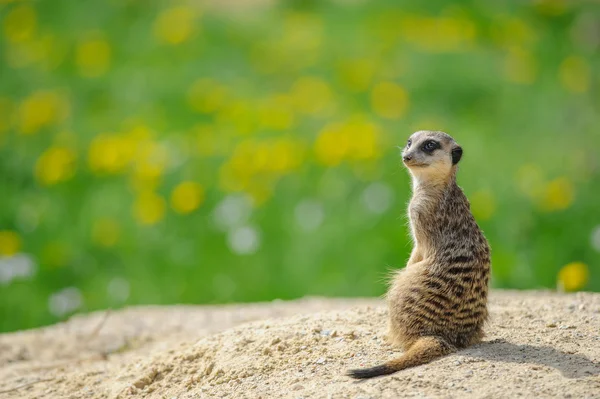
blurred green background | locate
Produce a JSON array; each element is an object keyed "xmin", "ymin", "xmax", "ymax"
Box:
[{"xmin": 1, "ymin": 0, "xmax": 599, "ymax": 333}]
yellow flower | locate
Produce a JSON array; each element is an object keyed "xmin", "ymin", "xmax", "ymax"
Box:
[
  {"xmin": 370, "ymin": 82, "xmax": 409, "ymax": 120},
  {"xmin": 131, "ymin": 140, "xmax": 168, "ymax": 188},
  {"xmin": 170, "ymin": 181, "xmax": 205, "ymax": 214},
  {"xmin": 249, "ymin": 142, "xmax": 270, "ymax": 173},
  {"xmin": 557, "ymin": 262, "xmax": 589, "ymax": 292},
  {"xmin": 314, "ymin": 123, "xmax": 349, "ymax": 167},
  {"xmin": 535, "ymin": 0, "xmax": 567, "ymax": 16},
  {"xmin": 336, "ymin": 58, "xmax": 376, "ymax": 93},
  {"xmin": 215, "ymin": 100, "xmax": 255, "ymax": 135},
  {"xmin": 270, "ymin": 138, "xmax": 304, "ymax": 173},
  {"xmin": 88, "ymin": 134, "xmax": 133, "ymax": 174},
  {"xmin": 290, "ymin": 76, "xmax": 334, "ymax": 115},
  {"xmin": 125, "ymin": 124, "xmax": 152, "ymax": 141},
  {"xmin": 559, "ymin": 56, "xmax": 590, "ymax": 93},
  {"xmin": 258, "ymin": 95, "xmax": 295, "ymax": 131},
  {"xmin": 223, "ymin": 139, "xmax": 263, "ymax": 181},
  {"xmin": 504, "ymin": 47, "xmax": 537, "ymax": 85},
  {"xmin": 154, "ymin": 6, "xmax": 198, "ymax": 45},
  {"xmin": 187, "ymin": 79, "xmax": 229, "ymax": 114},
  {"xmin": 76, "ymin": 33, "xmax": 111, "ymax": 77},
  {"xmin": 217, "ymin": 137, "xmax": 304, "ymax": 199},
  {"xmin": 35, "ymin": 146, "xmax": 77, "ymax": 185},
  {"xmin": 345, "ymin": 118, "xmax": 382, "ymax": 161},
  {"xmin": 0, "ymin": 230, "xmax": 21, "ymax": 256},
  {"xmin": 470, "ymin": 190, "xmax": 496, "ymax": 221},
  {"xmin": 435, "ymin": 16, "xmax": 476, "ymax": 50},
  {"xmin": 539, "ymin": 177, "xmax": 574, "ymax": 212},
  {"xmin": 133, "ymin": 191, "xmax": 166, "ymax": 225},
  {"xmin": 3, "ymin": 4, "xmax": 36, "ymax": 43},
  {"xmin": 17, "ymin": 90, "xmax": 69, "ymax": 134},
  {"xmin": 314, "ymin": 118, "xmax": 383, "ymax": 166},
  {"xmin": 91, "ymin": 218, "xmax": 120, "ymax": 248}
]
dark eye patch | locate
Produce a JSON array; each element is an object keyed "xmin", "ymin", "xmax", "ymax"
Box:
[
  {"xmin": 421, "ymin": 140, "xmax": 440, "ymax": 154},
  {"xmin": 406, "ymin": 139, "xmax": 412, "ymax": 148}
]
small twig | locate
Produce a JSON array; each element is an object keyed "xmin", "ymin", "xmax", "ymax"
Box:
[
  {"xmin": 0, "ymin": 378, "xmax": 54, "ymax": 395},
  {"xmin": 88, "ymin": 309, "xmax": 112, "ymax": 338}
]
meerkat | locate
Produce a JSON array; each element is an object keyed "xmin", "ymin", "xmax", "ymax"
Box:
[{"xmin": 347, "ymin": 130, "xmax": 491, "ymax": 379}]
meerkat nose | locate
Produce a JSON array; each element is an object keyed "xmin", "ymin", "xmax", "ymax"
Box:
[{"xmin": 403, "ymin": 155, "xmax": 412, "ymax": 162}]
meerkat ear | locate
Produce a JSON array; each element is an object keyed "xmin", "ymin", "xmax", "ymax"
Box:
[{"xmin": 451, "ymin": 146, "xmax": 463, "ymax": 165}]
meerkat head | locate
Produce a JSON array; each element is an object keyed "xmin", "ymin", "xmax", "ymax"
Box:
[{"xmin": 401, "ymin": 130, "xmax": 463, "ymax": 185}]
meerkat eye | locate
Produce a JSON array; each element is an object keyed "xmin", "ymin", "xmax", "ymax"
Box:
[
  {"xmin": 406, "ymin": 139, "xmax": 412, "ymax": 148},
  {"xmin": 422, "ymin": 140, "xmax": 438, "ymax": 153}
]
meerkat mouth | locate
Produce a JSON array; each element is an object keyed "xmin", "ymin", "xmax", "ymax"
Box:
[{"xmin": 404, "ymin": 161, "xmax": 429, "ymax": 168}]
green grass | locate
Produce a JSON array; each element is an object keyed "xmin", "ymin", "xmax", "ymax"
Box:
[{"xmin": 0, "ymin": 0, "xmax": 599, "ymax": 332}]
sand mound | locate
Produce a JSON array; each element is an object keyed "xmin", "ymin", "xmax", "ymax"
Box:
[{"xmin": 1, "ymin": 291, "xmax": 599, "ymax": 398}]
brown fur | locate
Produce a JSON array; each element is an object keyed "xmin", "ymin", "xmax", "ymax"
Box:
[{"xmin": 348, "ymin": 131, "xmax": 491, "ymax": 379}]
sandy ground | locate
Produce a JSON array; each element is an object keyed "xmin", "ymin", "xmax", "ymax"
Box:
[{"xmin": 1, "ymin": 291, "xmax": 599, "ymax": 399}]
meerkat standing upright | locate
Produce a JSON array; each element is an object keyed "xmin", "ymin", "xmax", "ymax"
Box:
[{"xmin": 348, "ymin": 131, "xmax": 491, "ymax": 379}]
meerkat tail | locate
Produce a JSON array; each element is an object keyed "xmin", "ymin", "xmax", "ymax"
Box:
[{"xmin": 346, "ymin": 336, "xmax": 455, "ymax": 379}]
